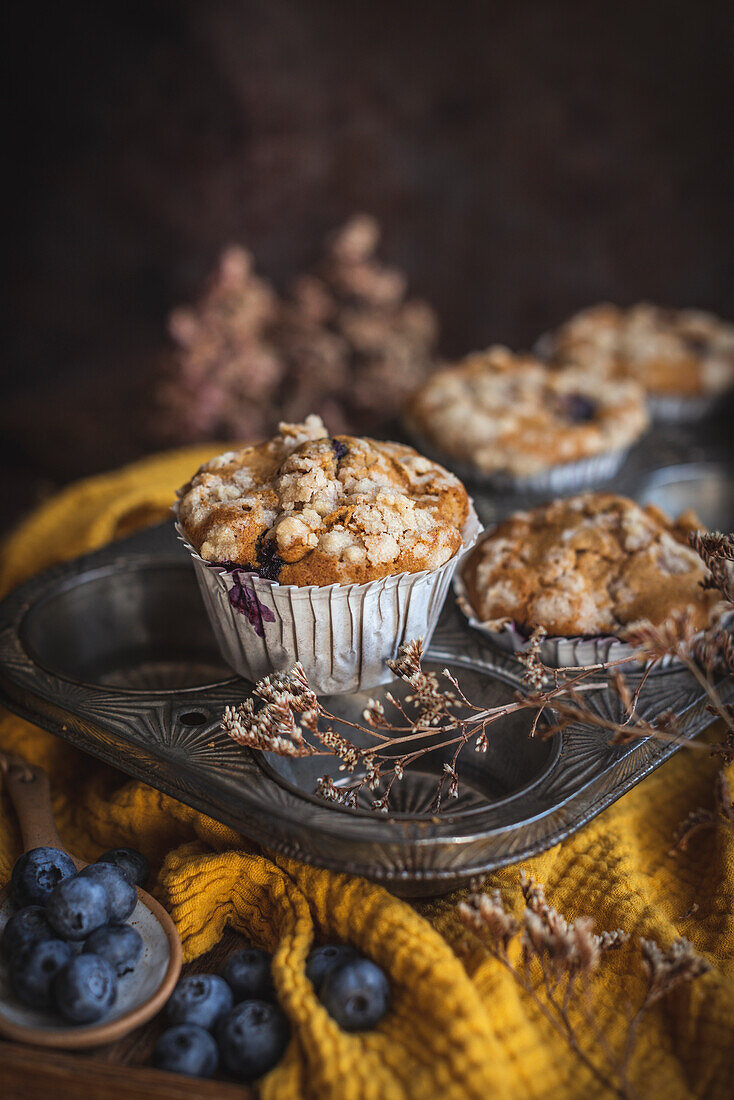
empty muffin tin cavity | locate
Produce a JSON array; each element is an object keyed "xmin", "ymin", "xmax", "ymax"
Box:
[
  {"xmin": 637, "ymin": 462, "xmax": 734, "ymax": 533},
  {"xmin": 20, "ymin": 562, "xmax": 234, "ymax": 691},
  {"xmin": 258, "ymin": 662, "xmax": 557, "ymax": 817}
]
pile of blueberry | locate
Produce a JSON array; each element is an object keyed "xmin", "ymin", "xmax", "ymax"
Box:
[
  {"xmin": 2, "ymin": 845, "xmax": 149, "ymax": 1023},
  {"xmin": 154, "ymin": 941, "xmax": 390, "ymax": 1081},
  {"xmin": 3, "ymin": 845, "xmax": 391, "ymax": 1082}
]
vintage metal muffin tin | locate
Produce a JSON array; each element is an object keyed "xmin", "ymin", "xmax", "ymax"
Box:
[{"xmin": 0, "ymin": 426, "xmax": 731, "ymax": 896}]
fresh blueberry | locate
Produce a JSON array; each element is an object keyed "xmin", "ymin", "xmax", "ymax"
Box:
[
  {"xmin": 558, "ymin": 392, "xmax": 597, "ymax": 423},
  {"xmin": 80, "ymin": 863, "xmax": 137, "ymax": 922},
  {"xmin": 83, "ymin": 923, "xmax": 143, "ymax": 977},
  {"xmin": 305, "ymin": 943, "xmax": 358, "ymax": 992},
  {"xmin": 221, "ymin": 945, "xmax": 274, "ymax": 1001},
  {"xmin": 217, "ymin": 999, "xmax": 290, "ymax": 1081},
  {"xmin": 153, "ymin": 1025, "xmax": 219, "ymax": 1078},
  {"xmin": 2, "ymin": 906, "xmax": 55, "ymax": 959},
  {"xmin": 320, "ymin": 958, "xmax": 390, "ymax": 1031},
  {"xmin": 46, "ymin": 875, "xmax": 109, "ymax": 941},
  {"xmin": 53, "ymin": 953, "xmax": 118, "ymax": 1023},
  {"xmin": 10, "ymin": 847, "xmax": 77, "ymax": 908},
  {"xmin": 166, "ymin": 974, "xmax": 234, "ymax": 1032},
  {"xmin": 96, "ymin": 847, "xmax": 149, "ymax": 888},
  {"xmin": 9, "ymin": 939, "xmax": 72, "ymax": 1009}
]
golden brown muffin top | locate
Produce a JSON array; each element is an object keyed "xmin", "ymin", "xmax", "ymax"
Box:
[
  {"xmin": 544, "ymin": 303, "xmax": 734, "ymax": 397},
  {"xmin": 178, "ymin": 415, "xmax": 470, "ymax": 586},
  {"xmin": 406, "ymin": 346, "xmax": 649, "ymax": 475},
  {"xmin": 463, "ymin": 492, "xmax": 724, "ymax": 638}
]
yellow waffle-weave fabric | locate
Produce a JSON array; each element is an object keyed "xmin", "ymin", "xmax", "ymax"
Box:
[{"xmin": 0, "ymin": 449, "xmax": 732, "ymax": 1099}]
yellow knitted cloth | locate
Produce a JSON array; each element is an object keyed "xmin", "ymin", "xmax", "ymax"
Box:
[{"xmin": 1, "ymin": 448, "xmax": 732, "ymax": 1099}]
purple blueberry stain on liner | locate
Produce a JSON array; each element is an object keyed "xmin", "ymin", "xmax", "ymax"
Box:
[
  {"xmin": 227, "ymin": 571, "xmax": 276, "ymax": 637},
  {"xmin": 208, "ymin": 560, "xmax": 276, "ymax": 636}
]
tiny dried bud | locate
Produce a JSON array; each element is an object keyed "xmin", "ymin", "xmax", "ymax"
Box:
[
  {"xmin": 458, "ymin": 890, "xmax": 520, "ymax": 953},
  {"xmin": 640, "ymin": 937, "xmax": 711, "ymax": 1005}
]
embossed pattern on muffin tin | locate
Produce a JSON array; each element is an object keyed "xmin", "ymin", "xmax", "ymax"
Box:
[{"xmin": 0, "ymin": 515, "xmax": 730, "ymax": 897}]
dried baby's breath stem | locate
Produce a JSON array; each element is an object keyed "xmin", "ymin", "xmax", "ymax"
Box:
[
  {"xmin": 458, "ymin": 876, "xmax": 709, "ymax": 1100},
  {"xmin": 617, "ymin": 937, "xmax": 712, "ymax": 1096},
  {"xmin": 220, "ymin": 634, "xmax": 645, "ymax": 811},
  {"xmin": 669, "ymin": 769, "xmax": 734, "ymax": 854},
  {"xmin": 221, "ymin": 632, "xmax": 730, "ymax": 813},
  {"xmin": 689, "ymin": 531, "xmax": 734, "ymax": 604}
]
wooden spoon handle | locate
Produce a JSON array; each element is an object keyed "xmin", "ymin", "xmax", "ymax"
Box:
[{"xmin": 0, "ymin": 753, "xmax": 70, "ymax": 858}]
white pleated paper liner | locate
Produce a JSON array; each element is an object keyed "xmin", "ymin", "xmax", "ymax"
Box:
[
  {"xmin": 174, "ymin": 502, "xmax": 482, "ymax": 696},
  {"xmin": 402, "ymin": 422, "xmax": 631, "ymax": 498},
  {"xmin": 453, "ymin": 546, "xmax": 733, "ymax": 672},
  {"xmin": 645, "ymin": 391, "xmax": 729, "ymax": 424}
]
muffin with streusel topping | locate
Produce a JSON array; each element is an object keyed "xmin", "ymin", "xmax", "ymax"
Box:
[
  {"xmin": 539, "ymin": 303, "xmax": 734, "ymax": 420},
  {"xmin": 405, "ymin": 346, "xmax": 648, "ymax": 490},
  {"xmin": 176, "ymin": 415, "xmax": 479, "ymax": 693},
  {"xmin": 458, "ymin": 492, "xmax": 727, "ymax": 667}
]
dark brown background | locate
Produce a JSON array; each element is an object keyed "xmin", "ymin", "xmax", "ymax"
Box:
[{"xmin": 3, "ymin": 0, "xmax": 733, "ymax": 522}]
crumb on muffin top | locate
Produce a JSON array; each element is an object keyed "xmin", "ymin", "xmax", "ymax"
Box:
[
  {"xmin": 177, "ymin": 415, "xmax": 470, "ymax": 585},
  {"xmin": 462, "ymin": 492, "xmax": 724, "ymax": 638},
  {"xmin": 405, "ymin": 346, "xmax": 649, "ymax": 476},
  {"xmin": 544, "ymin": 303, "xmax": 734, "ymax": 397}
]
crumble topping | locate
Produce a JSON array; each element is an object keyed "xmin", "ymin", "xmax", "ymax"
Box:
[
  {"xmin": 178, "ymin": 416, "xmax": 470, "ymax": 585},
  {"xmin": 406, "ymin": 346, "xmax": 649, "ymax": 476},
  {"xmin": 543, "ymin": 303, "xmax": 734, "ymax": 397},
  {"xmin": 463, "ymin": 493, "xmax": 724, "ymax": 638}
]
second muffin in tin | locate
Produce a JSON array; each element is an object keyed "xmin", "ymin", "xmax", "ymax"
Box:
[{"xmin": 457, "ymin": 492, "xmax": 728, "ymax": 668}]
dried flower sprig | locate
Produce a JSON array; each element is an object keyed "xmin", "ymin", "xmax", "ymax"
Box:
[
  {"xmin": 639, "ymin": 936, "xmax": 711, "ymax": 1005},
  {"xmin": 689, "ymin": 530, "xmax": 734, "ymax": 604},
  {"xmin": 669, "ymin": 769, "xmax": 734, "ymax": 854},
  {"xmin": 221, "ymin": 636, "xmax": 608, "ymax": 813},
  {"xmin": 458, "ymin": 876, "xmax": 710, "ymax": 1100},
  {"xmin": 156, "ymin": 215, "xmax": 439, "ymax": 444}
]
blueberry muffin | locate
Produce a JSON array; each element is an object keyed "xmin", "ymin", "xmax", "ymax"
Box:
[
  {"xmin": 462, "ymin": 493, "xmax": 723, "ymax": 638},
  {"xmin": 542, "ymin": 303, "xmax": 734, "ymax": 400},
  {"xmin": 405, "ymin": 347, "xmax": 648, "ymax": 478},
  {"xmin": 177, "ymin": 415, "xmax": 470, "ymax": 586}
]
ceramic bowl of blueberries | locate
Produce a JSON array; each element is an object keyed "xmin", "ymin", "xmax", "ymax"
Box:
[{"xmin": 0, "ymin": 840, "xmax": 180, "ymax": 1047}]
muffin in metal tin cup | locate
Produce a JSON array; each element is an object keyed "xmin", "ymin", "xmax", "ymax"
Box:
[
  {"xmin": 455, "ymin": 492, "xmax": 730, "ymax": 670},
  {"xmin": 404, "ymin": 346, "xmax": 649, "ymax": 496},
  {"xmin": 175, "ymin": 415, "xmax": 481, "ymax": 695},
  {"xmin": 537, "ymin": 302, "xmax": 734, "ymax": 423}
]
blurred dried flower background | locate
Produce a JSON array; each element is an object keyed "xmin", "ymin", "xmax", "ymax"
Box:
[
  {"xmin": 3, "ymin": 2, "xmax": 733, "ymax": 525},
  {"xmin": 156, "ymin": 215, "xmax": 438, "ymax": 443}
]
